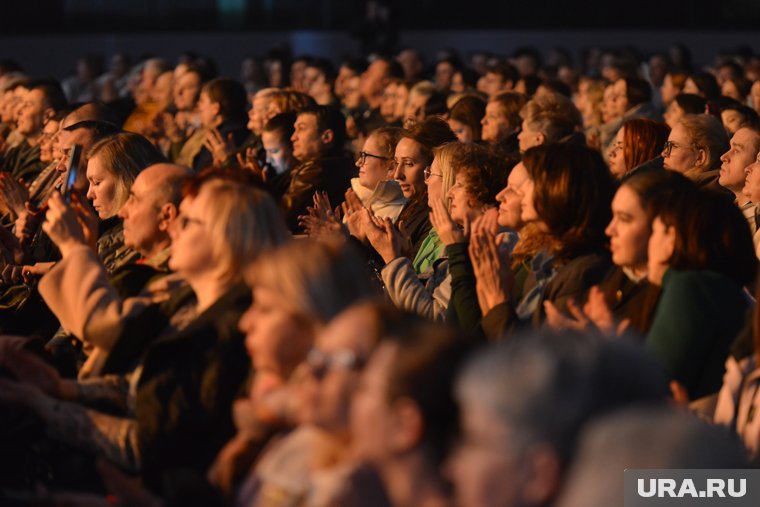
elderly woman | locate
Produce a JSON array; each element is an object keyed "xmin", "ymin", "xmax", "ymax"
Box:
[
  {"xmin": 661, "ymin": 114, "xmax": 729, "ymax": 193},
  {"xmin": 0, "ymin": 178, "xmax": 290, "ymax": 492}
]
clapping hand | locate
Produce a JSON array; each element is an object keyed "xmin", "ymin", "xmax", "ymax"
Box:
[
  {"xmin": 469, "ymin": 217, "xmax": 513, "ymax": 315},
  {"xmin": 429, "ymin": 198, "xmax": 466, "ymax": 246}
]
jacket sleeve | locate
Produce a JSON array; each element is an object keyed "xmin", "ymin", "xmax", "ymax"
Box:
[
  {"xmin": 481, "ymin": 302, "xmax": 519, "ymax": 341},
  {"xmin": 38, "ymin": 246, "xmax": 155, "ymax": 365},
  {"xmin": 446, "ymin": 242, "xmax": 484, "ymax": 334},
  {"xmin": 281, "ymin": 164, "xmax": 322, "ymax": 231},
  {"xmin": 381, "ymin": 257, "xmax": 450, "ymax": 322}
]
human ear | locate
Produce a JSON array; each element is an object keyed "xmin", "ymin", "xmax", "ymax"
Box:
[
  {"xmin": 159, "ymin": 203, "xmax": 179, "ymax": 232},
  {"xmin": 321, "ymin": 129, "xmax": 335, "ymax": 145}
]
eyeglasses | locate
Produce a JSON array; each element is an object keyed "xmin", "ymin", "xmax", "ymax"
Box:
[
  {"xmin": 423, "ymin": 166, "xmax": 443, "ymax": 181},
  {"xmin": 662, "ymin": 140, "xmax": 694, "ymax": 157},
  {"xmin": 358, "ymin": 151, "xmax": 391, "ymax": 166},
  {"xmin": 306, "ymin": 347, "xmax": 365, "ymax": 380},
  {"xmin": 177, "ymin": 214, "xmax": 205, "ymax": 231}
]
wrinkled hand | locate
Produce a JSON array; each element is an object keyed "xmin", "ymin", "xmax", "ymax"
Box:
[
  {"xmin": 0, "ymin": 173, "xmax": 29, "ymax": 218},
  {"xmin": 204, "ymin": 128, "xmax": 237, "ymax": 167},
  {"xmin": 469, "ymin": 223, "xmax": 513, "ymax": 315},
  {"xmin": 429, "ymin": 198, "xmax": 466, "ymax": 246}
]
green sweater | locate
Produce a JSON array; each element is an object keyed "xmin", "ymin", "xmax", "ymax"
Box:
[{"xmin": 646, "ymin": 269, "xmax": 749, "ymax": 400}]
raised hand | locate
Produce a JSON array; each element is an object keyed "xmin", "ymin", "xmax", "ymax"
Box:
[
  {"xmin": 204, "ymin": 128, "xmax": 238, "ymax": 167},
  {"xmin": 469, "ymin": 223, "xmax": 513, "ymax": 315},
  {"xmin": 429, "ymin": 198, "xmax": 465, "ymax": 246},
  {"xmin": 42, "ymin": 191, "xmax": 87, "ymax": 257}
]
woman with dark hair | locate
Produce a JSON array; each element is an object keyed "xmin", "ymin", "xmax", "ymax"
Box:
[
  {"xmin": 545, "ymin": 171, "xmax": 694, "ymax": 336},
  {"xmin": 645, "ymin": 188, "xmax": 757, "ymax": 399},
  {"xmin": 663, "ymin": 93, "xmax": 706, "ymax": 129},
  {"xmin": 471, "ymin": 143, "xmax": 615, "ymax": 338},
  {"xmin": 607, "ymin": 118, "xmax": 670, "ymax": 179},
  {"xmin": 448, "ymin": 95, "xmax": 486, "ymax": 143},
  {"xmin": 683, "ymin": 71, "xmax": 721, "ymax": 100}
]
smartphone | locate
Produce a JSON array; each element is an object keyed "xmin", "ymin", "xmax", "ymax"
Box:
[{"xmin": 61, "ymin": 144, "xmax": 81, "ymax": 203}]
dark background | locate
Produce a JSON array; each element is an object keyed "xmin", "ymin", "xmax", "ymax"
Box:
[{"xmin": 3, "ymin": 0, "xmax": 760, "ymax": 33}]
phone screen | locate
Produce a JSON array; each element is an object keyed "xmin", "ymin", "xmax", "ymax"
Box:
[{"xmin": 62, "ymin": 144, "xmax": 81, "ymax": 203}]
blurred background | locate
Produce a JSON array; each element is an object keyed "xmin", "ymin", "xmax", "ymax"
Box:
[{"xmin": 2, "ymin": 0, "xmax": 759, "ymax": 78}]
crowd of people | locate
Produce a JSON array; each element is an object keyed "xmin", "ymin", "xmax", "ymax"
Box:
[{"xmin": 0, "ymin": 41, "xmax": 759, "ymax": 506}]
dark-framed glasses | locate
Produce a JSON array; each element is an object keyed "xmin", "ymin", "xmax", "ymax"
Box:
[{"xmin": 358, "ymin": 151, "xmax": 391, "ymax": 166}]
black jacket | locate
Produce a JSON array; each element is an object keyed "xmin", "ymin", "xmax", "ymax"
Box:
[
  {"xmin": 132, "ymin": 283, "xmax": 251, "ymax": 491},
  {"xmin": 281, "ymin": 152, "xmax": 354, "ymax": 233}
]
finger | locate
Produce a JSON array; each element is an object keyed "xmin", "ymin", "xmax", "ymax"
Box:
[
  {"xmin": 617, "ymin": 318, "xmax": 631, "ymax": 335},
  {"xmin": 565, "ymin": 299, "xmax": 588, "ymax": 325}
]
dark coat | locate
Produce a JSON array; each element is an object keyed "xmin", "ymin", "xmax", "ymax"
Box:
[
  {"xmin": 281, "ymin": 152, "xmax": 354, "ymax": 233},
  {"xmin": 133, "ymin": 283, "xmax": 252, "ymax": 491}
]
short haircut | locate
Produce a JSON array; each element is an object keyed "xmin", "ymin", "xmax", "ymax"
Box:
[
  {"xmin": 490, "ymin": 91, "xmax": 528, "ymax": 129},
  {"xmin": 202, "ymin": 77, "xmax": 247, "ymax": 123},
  {"xmin": 263, "ymin": 111, "xmax": 297, "ymax": 142},
  {"xmin": 486, "ymin": 62, "xmax": 519, "ymax": 85},
  {"xmin": 677, "ymin": 114, "xmax": 730, "ymax": 171},
  {"xmin": 299, "ymin": 104, "xmax": 347, "ymax": 151},
  {"xmin": 306, "ymin": 57, "xmax": 337, "ymax": 84},
  {"xmin": 26, "ymin": 79, "xmax": 67, "ymax": 112},
  {"xmin": 721, "ymin": 104, "xmax": 760, "ymax": 131},
  {"xmin": 455, "ymin": 143, "xmax": 510, "ymax": 206}
]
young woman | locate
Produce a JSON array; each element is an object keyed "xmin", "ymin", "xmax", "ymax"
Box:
[
  {"xmin": 607, "ymin": 118, "xmax": 670, "ymax": 180},
  {"xmin": 448, "ymin": 95, "xmax": 486, "ymax": 143},
  {"xmin": 349, "ymin": 126, "xmax": 406, "ymax": 222},
  {"xmin": 644, "ymin": 187, "xmax": 756, "ymax": 400},
  {"xmin": 472, "ymin": 143, "xmax": 615, "ymax": 338}
]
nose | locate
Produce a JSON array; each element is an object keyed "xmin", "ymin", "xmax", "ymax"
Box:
[
  {"xmin": 604, "ymin": 218, "xmax": 615, "ymax": 238},
  {"xmin": 496, "ymin": 186, "xmax": 507, "ymax": 203},
  {"xmin": 86, "ymin": 185, "xmax": 95, "ymax": 201},
  {"xmin": 392, "ymin": 162, "xmax": 403, "ymax": 181}
]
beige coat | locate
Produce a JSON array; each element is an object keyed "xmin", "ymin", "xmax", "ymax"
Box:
[{"xmin": 38, "ymin": 245, "xmax": 183, "ymax": 378}]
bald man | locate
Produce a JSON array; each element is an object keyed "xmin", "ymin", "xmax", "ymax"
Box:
[{"xmin": 39, "ymin": 163, "xmax": 192, "ymax": 377}]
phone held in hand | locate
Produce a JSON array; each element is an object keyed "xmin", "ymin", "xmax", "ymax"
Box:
[{"xmin": 61, "ymin": 144, "xmax": 81, "ymax": 204}]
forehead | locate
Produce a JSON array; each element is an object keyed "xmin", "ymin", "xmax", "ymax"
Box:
[
  {"xmin": 43, "ymin": 120, "xmax": 60, "ymax": 134},
  {"xmin": 295, "ymin": 113, "xmax": 317, "ymax": 127},
  {"xmin": 317, "ymin": 305, "xmax": 375, "ymax": 351},
  {"xmin": 394, "ymin": 137, "xmax": 422, "ymax": 158},
  {"xmin": 508, "ymin": 162, "xmax": 528, "ymax": 184}
]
